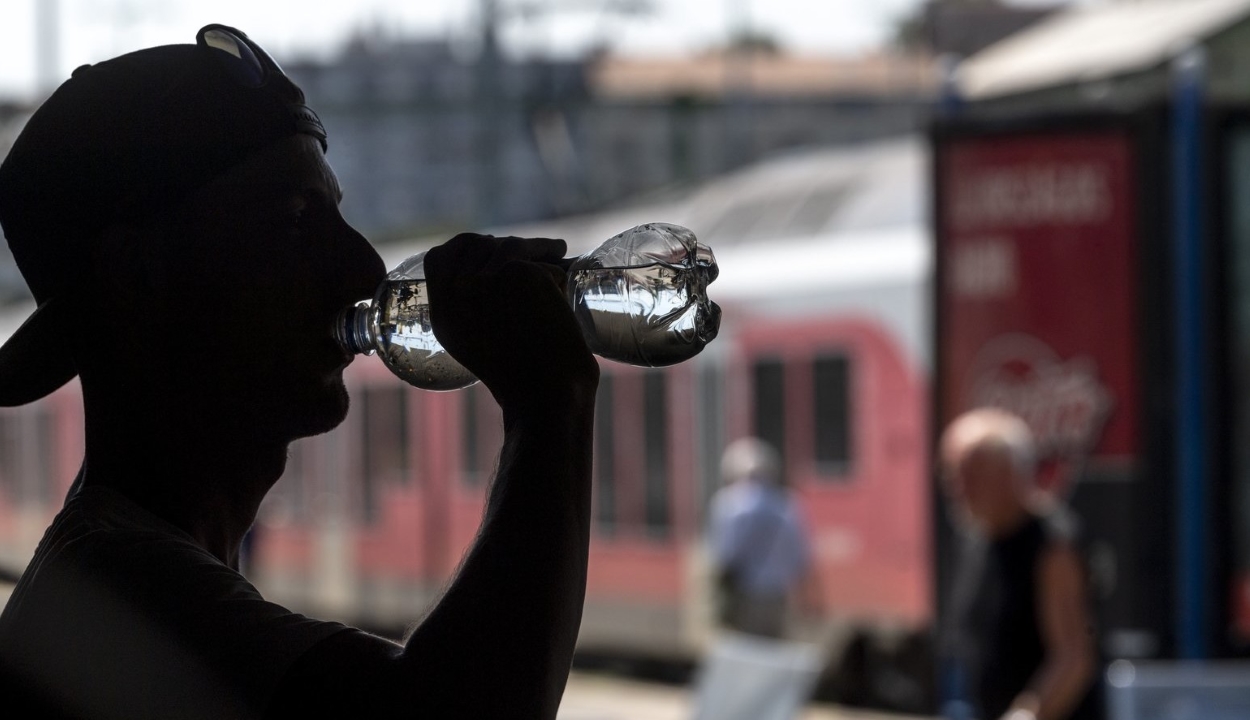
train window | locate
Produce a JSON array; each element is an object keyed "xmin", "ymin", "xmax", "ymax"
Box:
[
  {"xmin": 753, "ymin": 357, "xmax": 787, "ymax": 476},
  {"xmin": 643, "ymin": 370, "xmax": 670, "ymax": 538},
  {"xmin": 32, "ymin": 409, "xmax": 53, "ymax": 504},
  {"xmin": 594, "ymin": 374, "xmax": 616, "ymax": 536},
  {"xmin": 359, "ymin": 385, "xmax": 410, "ymax": 523},
  {"xmin": 813, "ymin": 354, "xmax": 853, "ymax": 478},
  {"xmin": 699, "ymin": 363, "xmax": 725, "ymax": 524},
  {"xmin": 277, "ymin": 439, "xmax": 310, "ymax": 519},
  {"xmin": 461, "ymin": 386, "xmax": 481, "ymax": 486},
  {"xmin": 461, "ymin": 384, "xmax": 502, "ymax": 488},
  {"xmin": 0, "ymin": 408, "xmax": 54, "ymax": 505},
  {"xmin": 0, "ymin": 412, "xmax": 17, "ymax": 498}
]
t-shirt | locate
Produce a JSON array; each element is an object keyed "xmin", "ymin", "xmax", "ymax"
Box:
[
  {"xmin": 708, "ymin": 482, "xmax": 811, "ymax": 597},
  {"xmin": 0, "ymin": 485, "xmax": 349, "ymax": 719},
  {"xmin": 951, "ymin": 511, "xmax": 1102, "ymax": 720}
]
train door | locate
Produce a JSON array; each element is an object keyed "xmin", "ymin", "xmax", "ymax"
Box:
[
  {"xmin": 732, "ymin": 316, "xmax": 931, "ymax": 631},
  {"xmin": 579, "ymin": 362, "xmax": 701, "ymax": 655},
  {"xmin": 443, "ymin": 382, "xmax": 502, "ymax": 574}
]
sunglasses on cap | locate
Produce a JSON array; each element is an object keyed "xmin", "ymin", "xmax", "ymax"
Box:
[{"xmin": 196, "ymin": 24, "xmax": 328, "ymax": 151}]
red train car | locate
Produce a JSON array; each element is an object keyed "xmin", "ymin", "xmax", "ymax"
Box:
[{"xmin": 0, "ymin": 137, "xmax": 934, "ymax": 696}]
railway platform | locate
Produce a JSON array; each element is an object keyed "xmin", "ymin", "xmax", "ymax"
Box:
[{"xmin": 558, "ymin": 671, "xmax": 931, "ymax": 720}]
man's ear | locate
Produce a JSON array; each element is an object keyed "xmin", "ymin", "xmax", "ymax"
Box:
[
  {"xmin": 72, "ymin": 223, "xmax": 168, "ymax": 384},
  {"xmin": 92, "ymin": 222, "xmax": 167, "ymax": 304}
]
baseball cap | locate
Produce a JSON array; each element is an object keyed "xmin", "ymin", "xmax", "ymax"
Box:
[{"xmin": 0, "ymin": 25, "xmax": 328, "ymax": 406}]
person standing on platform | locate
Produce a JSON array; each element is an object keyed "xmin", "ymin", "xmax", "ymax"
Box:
[
  {"xmin": 708, "ymin": 437, "xmax": 816, "ymax": 639},
  {"xmin": 940, "ymin": 408, "xmax": 1101, "ymax": 720}
]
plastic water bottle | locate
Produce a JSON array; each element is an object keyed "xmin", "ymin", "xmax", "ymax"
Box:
[{"xmin": 335, "ymin": 223, "xmax": 721, "ymax": 391}]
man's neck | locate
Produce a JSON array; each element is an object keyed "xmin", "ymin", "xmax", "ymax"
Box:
[{"xmin": 79, "ymin": 415, "xmax": 288, "ymax": 569}]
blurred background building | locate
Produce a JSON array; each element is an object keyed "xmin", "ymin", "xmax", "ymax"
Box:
[
  {"xmin": 265, "ymin": 28, "xmax": 944, "ymax": 241},
  {"xmin": 0, "ymin": 0, "xmax": 1063, "ymax": 304}
]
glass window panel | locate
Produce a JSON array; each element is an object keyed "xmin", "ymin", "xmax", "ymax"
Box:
[
  {"xmin": 0, "ymin": 408, "xmax": 54, "ymax": 505},
  {"xmin": 814, "ymin": 353, "xmax": 853, "ymax": 478},
  {"xmin": 359, "ymin": 385, "xmax": 409, "ymax": 523},
  {"xmin": 275, "ymin": 439, "xmax": 310, "ymax": 519},
  {"xmin": 0, "ymin": 412, "xmax": 18, "ymax": 499},
  {"xmin": 461, "ymin": 384, "xmax": 501, "ymax": 489},
  {"xmin": 753, "ymin": 357, "xmax": 787, "ymax": 477},
  {"xmin": 461, "ymin": 385, "xmax": 481, "ymax": 485},
  {"xmin": 30, "ymin": 408, "xmax": 53, "ymax": 504},
  {"xmin": 594, "ymin": 374, "xmax": 616, "ymax": 536},
  {"xmin": 699, "ymin": 364, "xmax": 725, "ymax": 526},
  {"xmin": 643, "ymin": 371, "xmax": 669, "ymax": 538}
]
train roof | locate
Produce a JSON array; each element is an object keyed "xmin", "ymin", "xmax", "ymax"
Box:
[
  {"xmin": 380, "ymin": 135, "xmax": 931, "ymax": 299},
  {"xmin": 710, "ymin": 224, "xmax": 926, "ymax": 303}
]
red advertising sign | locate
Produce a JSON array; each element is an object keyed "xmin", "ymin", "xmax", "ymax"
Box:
[{"xmin": 938, "ymin": 132, "xmax": 1139, "ymax": 496}]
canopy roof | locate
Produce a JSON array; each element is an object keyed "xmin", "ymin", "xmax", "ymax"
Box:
[{"xmin": 958, "ymin": 0, "xmax": 1250, "ymax": 100}]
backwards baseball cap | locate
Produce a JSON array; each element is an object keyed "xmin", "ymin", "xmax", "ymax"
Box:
[{"xmin": 0, "ymin": 25, "xmax": 328, "ymax": 406}]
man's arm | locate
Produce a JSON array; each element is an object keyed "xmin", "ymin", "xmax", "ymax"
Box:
[
  {"xmin": 270, "ymin": 234, "xmax": 599, "ymax": 719},
  {"xmin": 1001, "ymin": 542, "xmax": 1097, "ymax": 720}
]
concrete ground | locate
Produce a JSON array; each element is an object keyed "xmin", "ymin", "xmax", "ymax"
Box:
[{"xmin": 558, "ymin": 670, "xmax": 931, "ymax": 720}]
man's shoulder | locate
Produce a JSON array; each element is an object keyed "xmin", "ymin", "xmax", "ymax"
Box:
[
  {"xmin": 0, "ymin": 486, "xmax": 349, "ymax": 719},
  {"xmin": 1, "ymin": 485, "xmax": 244, "ymax": 638},
  {"xmin": 9, "ymin": 486, "xmax": 215, "ymax": 597},
  {"xmin": 22, "ymin": 484, "xmax": 199, "ymax": 552}
]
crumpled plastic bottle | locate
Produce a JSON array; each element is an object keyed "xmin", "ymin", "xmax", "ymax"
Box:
[{"xmin": 335, "ymin": 223, "xmax": 721, "ymax": 391}]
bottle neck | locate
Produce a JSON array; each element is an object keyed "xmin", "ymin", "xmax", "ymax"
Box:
[{"xmin": 333, "ymin": 303, "xmax": 375, "ymax": 356}]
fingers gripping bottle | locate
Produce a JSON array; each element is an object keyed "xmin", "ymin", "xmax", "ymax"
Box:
[{"xmin": 334, "ymin": 223, "xmax": 721, "ymax": 391}]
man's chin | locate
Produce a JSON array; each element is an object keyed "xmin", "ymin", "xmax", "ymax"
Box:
[
  {"xmin": 235, "ymin": 380, "xmax": 352, "ymax": 444},
  {"xmin": 290, "ymin": 382, "xmax": 352, "ymax": 440}
]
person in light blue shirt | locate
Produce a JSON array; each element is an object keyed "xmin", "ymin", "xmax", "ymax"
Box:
[{"xmin": 708, "ymin": 437, "xmax": 814, "ymax": 637}]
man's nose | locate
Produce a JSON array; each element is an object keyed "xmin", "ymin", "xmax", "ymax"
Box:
[{"xmin": 330, "ymin": 223, "xmax": 387, "ymax": 304}]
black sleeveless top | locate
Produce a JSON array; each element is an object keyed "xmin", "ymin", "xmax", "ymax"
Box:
[{"xmin": 954, "ymin": 512, "xmax": 1102, "ymax": 720}]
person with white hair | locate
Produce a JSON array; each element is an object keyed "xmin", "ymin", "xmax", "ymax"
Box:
[
  {"xmin": 939, "ymin": 409, "xmax": 1101, "ymax": 720},
  {"xmin": 707, "ymin": 437, "xmax": 815, "ymax": 638}
]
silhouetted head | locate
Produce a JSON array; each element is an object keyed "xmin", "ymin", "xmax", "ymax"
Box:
[
  {"xmin": 721, "ymin": 437, "xmax": 782, "ymax": 488},
  {"xmin": 0, "ymin": 26, "xmax": 385, "ymax": 444},
  {"xmin": 939, "ymin": 408, "xmax": 1037, "ymax": 535}
]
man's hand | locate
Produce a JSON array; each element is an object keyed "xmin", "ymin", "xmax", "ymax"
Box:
[{"xmin": 424, "ymin": 233, "xmax": 599, "ymax": 413}]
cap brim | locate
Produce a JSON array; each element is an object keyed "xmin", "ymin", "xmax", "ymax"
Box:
[{"xmin": 0, "ymin": 298, "xmax": 77, "ymax": 406}]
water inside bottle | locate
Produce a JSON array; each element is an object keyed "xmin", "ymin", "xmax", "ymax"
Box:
[
  {"xmin": 375, "ymin": 278, "xmax": 478, "ymax": 391},
  {"xmin": 342, "ymin": 223, "xmax": 720, "ymax": 391},
  {"xmin": 570, "ymin": 260, "xmax": 719, "ymax": 367}
]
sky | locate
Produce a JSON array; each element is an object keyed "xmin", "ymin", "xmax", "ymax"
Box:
[{"xmin": 0, "ymin": 0, "xmax": 1075, "ymax": 100}]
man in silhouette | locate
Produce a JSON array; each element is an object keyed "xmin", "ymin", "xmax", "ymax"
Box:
[{"xmin": 0, "ymin": 26, "xmax": 598, "ymax": 719}]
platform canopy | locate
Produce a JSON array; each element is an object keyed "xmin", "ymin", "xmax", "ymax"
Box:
[{"xmin": 958, "ymin": 0, "xmax": 1250, "ymax": 101}]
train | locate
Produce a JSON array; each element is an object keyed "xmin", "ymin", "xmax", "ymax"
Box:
[{"xmin": 0, "ymin": 135, "xmax": 936, "ymax": 708}]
